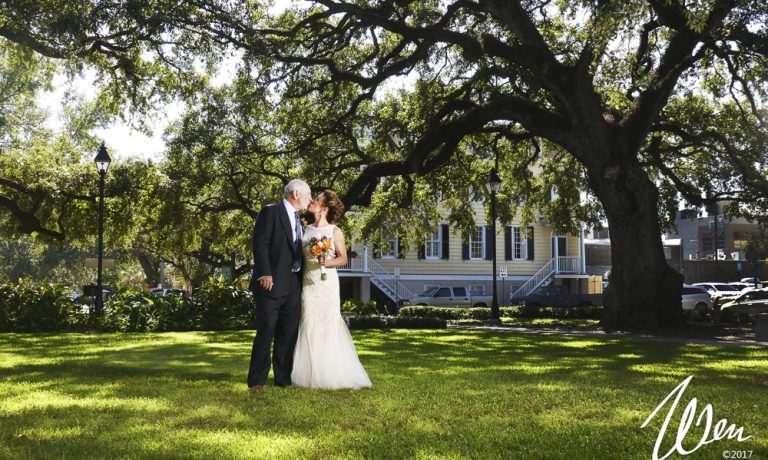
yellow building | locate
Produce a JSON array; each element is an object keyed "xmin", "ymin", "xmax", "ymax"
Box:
[{"xmin": 338, "ymin": 203, "xmax": 589, "ymax": 312}]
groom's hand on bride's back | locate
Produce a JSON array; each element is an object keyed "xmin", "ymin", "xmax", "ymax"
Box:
[{"xmin": 258, "ymin": 276, "xmax": 274, "ymax": 292}]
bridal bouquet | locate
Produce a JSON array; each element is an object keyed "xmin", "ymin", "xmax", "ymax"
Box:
[{"xmin": 304, "ymin": 236, "xmax": 334, "ymax": 280}]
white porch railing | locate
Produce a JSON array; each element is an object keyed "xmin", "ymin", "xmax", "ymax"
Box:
[
  {"xmin": 557, "ymin": 256, "xmax": 582, "ymax": 273},
  {"xmin": 337, "ymin": 256, "xmax": 365, "ymax": 271},
  {"xmin": 366, "ymin": 256, "xmax": 416, "ymax": 303},
  {"xmin": 335, "ymin": 251, "xmax": 415, "ymax": 304},
  {"xmin": 511, "ymin": 257, "xmax": 556, "ymax": 300},
  {"xmin": 510, "ymin": 256, "xmax": 584, "ymax": 300},
  {"xmin": 338, "ymin": 248, "xmax": 582, "ymax": 306}
]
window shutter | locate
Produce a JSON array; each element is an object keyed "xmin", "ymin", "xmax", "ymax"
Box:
[
  {"xmin": 417, "ymin": 244, "xmax": 425, "ymax": 260},
  {"xmin": 441, "ymin": 224, "xmax": 449, "ymax": 260},
  {"xmin": 504, "ymin": 226, "xmax": 512, "ymax": 260},
  {"xmin": 527, "ymin": 227, "xmax": 535, "ymax": 260},
  {"xmin": 485, "ymin": 226, "xmax": 493, "ymax": 260},
  {"xmin": 462, "ymin": 240, "xmax": 469, "ymax": 260},
  {"xmin": 372, "ymin": 242, "xmax": 381, "ymax": 259}
]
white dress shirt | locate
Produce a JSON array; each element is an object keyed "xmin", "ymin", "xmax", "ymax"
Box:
[{"xmin": 283, "ymin": 199, "xmax": 298, "ymax": 242}]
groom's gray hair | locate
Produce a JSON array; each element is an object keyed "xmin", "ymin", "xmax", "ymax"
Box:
[{"xmin": 284, "ymin": 179, "xmax": 310, "ymax": 198}]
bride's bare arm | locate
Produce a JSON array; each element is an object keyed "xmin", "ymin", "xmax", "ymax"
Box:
[{"xmin": 322, "ymin": 227, "xmax": 348, "ymax": 268}]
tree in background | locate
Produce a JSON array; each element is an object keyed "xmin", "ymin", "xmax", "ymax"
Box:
[
  {"xmin": 2, "ymin": 1, "xmax": 767, "ymax": 330},
  {"xmin": 221, "ymin": 0, "xmax": 766, "ymax": 331}
]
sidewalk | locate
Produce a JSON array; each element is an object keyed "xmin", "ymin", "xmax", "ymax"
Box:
[{"xmin": 448, "ymin": 323, "xmax": 768, "ymax": 347}]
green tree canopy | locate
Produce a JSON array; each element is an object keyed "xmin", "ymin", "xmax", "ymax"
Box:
[
  {"xmin": 229, "ymin": 0, "xmax": 768, "ymax": 331},
  {"xmin": 2, "ymin": 0, "xmax": 768, "ymax": 330}
]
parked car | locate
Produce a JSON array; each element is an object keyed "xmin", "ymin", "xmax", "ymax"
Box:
[
  {"xmin": 728, "ymin": 282, "xmax": 754, "ymax": 292},
  {"xmin": 692, "ymin": 283, "xmax": 741, "ymax": 307},
  {"xmin": 402, "ymin": 286, "xmax": 493, "ymax": 308},
  {"xmin": 681, "ymin": 285, "xmax": 713, "ymax": 313},
  {"xmin": 150, "ymin": 288, "xmax": 191, "ymax": 297},
  {"xmin": 740, "ymin": 277, "xmax": 762, "ymax": 284},
  {"xmin": 514, "ymin": 285, "xmax": 602, "ymax": 308},
  {"xmin": 720, "ymin": 288, "xmax": 768, "ymax": 322}
]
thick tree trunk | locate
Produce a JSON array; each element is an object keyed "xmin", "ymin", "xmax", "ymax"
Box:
[
  {"xmin": 135, "ymin": 251, "xmax": 161, "ymax": 288},
  {"xmin": 590, "ymin": 162, "xmax": 684, "ymax": 331}
]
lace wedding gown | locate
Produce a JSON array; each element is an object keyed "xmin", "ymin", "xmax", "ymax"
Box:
[{"xmin": 291, "ymin": 224, "xmax": 372, "ymax": 389}]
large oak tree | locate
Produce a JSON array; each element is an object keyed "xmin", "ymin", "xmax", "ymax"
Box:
[
  {"xmin": 2, "ymin": 1, "xmax": 767, "ymax": 330},
  {"xmin": 231, "ymin": 0, "xmax": 767, "ymax": 330}
]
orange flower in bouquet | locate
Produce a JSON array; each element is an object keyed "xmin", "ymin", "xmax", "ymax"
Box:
[{"xmin": 304, "ymin": 236, "xmax": 335, "ymax": 280}]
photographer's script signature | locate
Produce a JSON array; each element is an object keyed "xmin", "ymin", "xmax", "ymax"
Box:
[{"xmin": 641, "ymin": 376, "xmax": 751, "ymax": 460}]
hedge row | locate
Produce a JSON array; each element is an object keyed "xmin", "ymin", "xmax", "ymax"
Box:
[
  {"xmin": 345, "ymin": 315, "xmax": 446, "ymax": 329},
  {"xmin": 0, "ymin": 278, "xmax": 254, "ymax": 333},
  {"xmin": 0, "ymin": 279, "xmax": 80, "ymax": 332},
  {"xmin": 2, "ymin": 279, "xmax": 603, "ymax": 333},
  {"xmin": 397, "ymin": 305, "xmax": 603, "ymax": 320},
  {"xmin": 100, "ymin": 279, "xmax": 253, "ymax": 332}
]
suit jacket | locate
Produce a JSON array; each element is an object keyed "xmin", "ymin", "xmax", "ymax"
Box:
[{"xmin": 249, "ymin": 202, "xmax": 302, "ymax": 298}]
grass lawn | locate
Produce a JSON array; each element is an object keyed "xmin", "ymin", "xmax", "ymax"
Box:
[{"xmin": 0, "ymin": 329, "xmax": 766, "ymax": 459}]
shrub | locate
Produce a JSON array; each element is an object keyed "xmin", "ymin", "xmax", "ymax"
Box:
[
  {"xmin": 398, "ymin": 306, "xmax": 466, "ymax": 320},
  {"xmin": 103, "ymin": 289, "xmax": 159, "ymax": 332},
  {"xmin": 154, "ymin": 294, "xmax": 202, "ymax": 332},
  {"xmin": 342, "ymin": 298, "xmax": 363, "ymax": 312},
  {"xmin": 398, "ymin": 305, "xmax": 603, "ymax": 321},
  {"xmin": 342, "ymin": 298, "xmax": 379, "ymax": 316},
  {"xmin": 0, "ymin": 279, "xmax": 77, "ymax": 332},
  {"xmin": 195, "ymin": 277, "xmax": 254, "ymax": 330},
  {"xmin": 345, "ymin": 315, "xmax": 446, "ymax": 329}
]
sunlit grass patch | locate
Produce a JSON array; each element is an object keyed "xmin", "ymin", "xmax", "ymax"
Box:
[{"xmin": 0, "ymin": 330, "xmax": 765, "ymax": 459}]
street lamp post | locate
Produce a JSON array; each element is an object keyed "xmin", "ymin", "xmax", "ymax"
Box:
[
  {"xmin": 485, "ymin": 168, "xmax": 502, "ymax": 324},
  {"xmin": 94, "ymin": 143, "xmax": 111, "ymax": 317},
  {"xmin": 709, "ymin": 211, "xmax": 723, "ymax": 282}
]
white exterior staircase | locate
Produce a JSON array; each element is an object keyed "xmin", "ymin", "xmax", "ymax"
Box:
[
  {"xmin": 337, "ymin": 250, "xmax": 415, "ymax": 305},
  {"xmin": 510, "ymin": 256, "xmax": 583, "ymax": 300},
  {"xmin": 366, "ymin": 255, "xmax": 416, "ymax": 304}
]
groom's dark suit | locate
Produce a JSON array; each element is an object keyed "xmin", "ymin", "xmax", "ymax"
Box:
[{"xmin": 247, "ymin": 201, "xmax": 303, "ymax": 388}]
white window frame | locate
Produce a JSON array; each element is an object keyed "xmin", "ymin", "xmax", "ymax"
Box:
[
  {"xmin": 469, "ymin": 225, "xmax": 485, "ymax": 260},
  {"xmin": 381, "ymin": 236, "xmax": 398, "ymax": 259},
  {"xmin": 512, "ymin": 226, "xmax": 528, "ymax": 260},
  {"xmin": 425, "ymin": 226, "xmax": 441, "ymax": 259},
  {"xmin": 380, "ymin": 226, "xmax": 398, "ymax": 258}
]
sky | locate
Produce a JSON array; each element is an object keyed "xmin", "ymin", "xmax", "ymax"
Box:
[
  {"xmin": 37, "ymin": 0, "xmax": 298, "ymax": 163},
  {"xmin": 38, "ymin": 65, "xmax": 183, "ymax": 163}
]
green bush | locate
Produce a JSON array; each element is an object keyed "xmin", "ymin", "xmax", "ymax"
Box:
[
  {"xmin": 0, "ymin": 279, "xmax": 77, "ymax": 332},
  {"xmin": 342, "ymin": 298, "xmax": 379, "ymax": 316},
  {"xmin": 398, "ymin": 305, "xmax": 603, "ymax": 321},
  {"xmin": 154, "ymin": 294, "xmax": 202, "ymax": 332},
  {"xmin": 398, "ymin": 306, "xmax": 467, "ymax": 320},
  {"xmin": 345, "ymin": 315, "xmax": 446, "ymax": 329},
  {"xmin": 103, "ymin": 289, "xmax": 159, "ymax": 332},
  {"xmin": 195, "ymin": 277, "xmax": 254, "ymax": 330}
]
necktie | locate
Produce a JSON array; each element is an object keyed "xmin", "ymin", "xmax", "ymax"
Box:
[{"xmin": 292, "ymin": 211, "xmax": 302, "ymax": 271}]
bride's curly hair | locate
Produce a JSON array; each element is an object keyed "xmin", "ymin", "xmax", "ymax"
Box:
[{"xmin": 321, "ymin": 190, "xmax": 345, "ymax": 223}]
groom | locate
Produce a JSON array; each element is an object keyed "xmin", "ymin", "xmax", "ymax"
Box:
[{"xmin": 248, "ymin": 179, "xmax": 312, "ymax": 390}]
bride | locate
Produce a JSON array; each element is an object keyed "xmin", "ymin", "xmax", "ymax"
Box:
[{"xmin": 291, "ymin": 190, "xmax": 372, "ymax": 389}]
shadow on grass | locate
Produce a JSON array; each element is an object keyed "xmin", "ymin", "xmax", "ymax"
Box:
[{"xmin": 0, "ymin": 329, "xmax": 766, "ymax": 459}]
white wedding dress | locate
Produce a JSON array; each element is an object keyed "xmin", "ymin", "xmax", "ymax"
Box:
[{"xmin": 291, "ymin": 224, "xmax": 372, "ymax": 389}]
